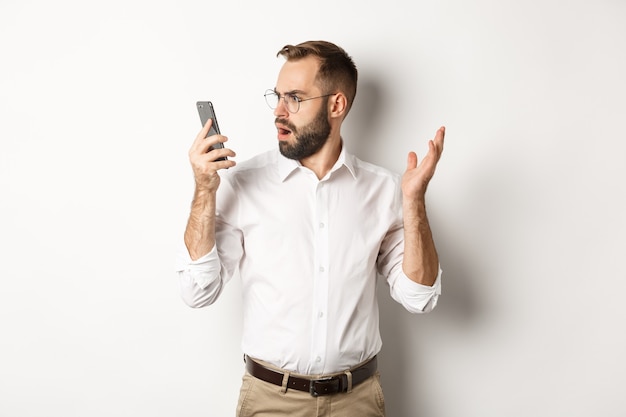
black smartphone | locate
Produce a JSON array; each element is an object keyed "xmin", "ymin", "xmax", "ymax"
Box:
[{"xmin": 196, "ymin": 101, "xmax": 227, "ymax": 161}]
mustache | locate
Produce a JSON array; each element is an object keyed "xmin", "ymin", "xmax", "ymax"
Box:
[{"xmin": 275, "ymin": 118, "xmax": 296, "ymax": 132}]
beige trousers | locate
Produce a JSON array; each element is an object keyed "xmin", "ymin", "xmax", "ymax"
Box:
[{"xmin": 236, "ymin": 368, "xmax": 386, "ymax": 417}]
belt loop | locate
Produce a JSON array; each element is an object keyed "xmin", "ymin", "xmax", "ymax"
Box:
[
  {"xmin": 344, "ymin": 370, "xmax": 353, "ymax": 394},
  {"xmin": 280, "ymin": 371, "xmax": 290, "ymax": 394}
]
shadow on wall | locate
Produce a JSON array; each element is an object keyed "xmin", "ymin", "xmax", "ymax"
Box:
[
  {"xmin": 342, "ymin": 76, "xmax": 391, "ymax": 170},
  {"xmin": 377, "ymin": 231, "xmax": 481, "ymax": 416},
  {"xmin": 348, "ymin": 75, "xmax": 482, "ymax": 416}
]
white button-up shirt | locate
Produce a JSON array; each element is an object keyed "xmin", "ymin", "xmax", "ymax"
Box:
[{"xmin": 176, "ymin": 147, "xmax": 441, "ymax": 375}]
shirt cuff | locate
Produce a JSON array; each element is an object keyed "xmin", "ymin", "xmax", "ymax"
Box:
[
  {"xmin": 396, "ymin": 267, "xmax": 442, "ymax": 313},
  {"xmin": 175, "ymin": 245, "xmax": 221, "ymax": 289}
]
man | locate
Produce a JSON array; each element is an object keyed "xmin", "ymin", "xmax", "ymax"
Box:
[{"xmin": 176, "ymin": 40, "xmax": 445, "ymax": 417}]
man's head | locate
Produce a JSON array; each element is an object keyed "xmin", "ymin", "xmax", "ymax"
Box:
[
  {"xmin": 276, "ymin": 41, "xmax": 358, "ymax": 117},
  {"xmin": 270, "ymin": 41, "xmax": 358, "ymax": 160}
]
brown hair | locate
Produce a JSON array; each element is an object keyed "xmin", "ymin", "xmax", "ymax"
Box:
[{"xmin": 277, "ymin": 40, "xmax": 358, "ymax": 116}]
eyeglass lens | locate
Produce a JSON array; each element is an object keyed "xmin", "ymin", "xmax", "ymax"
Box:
[{"xmin": 265, "ymin": 90, "xmax": 299, "ymax": 113}]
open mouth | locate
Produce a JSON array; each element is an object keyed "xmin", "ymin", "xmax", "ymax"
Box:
[{"xmin": 276, "ymin": 123, "xmax": 293, "ymax": 140}]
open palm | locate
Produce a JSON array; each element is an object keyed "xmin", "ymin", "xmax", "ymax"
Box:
[{"xmin": 402, "ymin": 126, "xmax": 445, "ymax": 200}]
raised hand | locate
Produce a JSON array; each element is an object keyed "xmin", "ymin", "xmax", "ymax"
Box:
[
  {"xmin": 401, "ymin": 126, "xmax": 445, "ymax": 202},
  {"xmin": 188, "ymin": 118, "xmax": 236, "ymax": 193}
]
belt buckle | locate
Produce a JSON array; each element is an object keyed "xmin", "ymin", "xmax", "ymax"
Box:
[{"xmin": 309, "ymin": 377, "xmax": 339, "ymax": 397}]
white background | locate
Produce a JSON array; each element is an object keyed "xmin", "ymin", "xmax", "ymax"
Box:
[{"xmin": 1, "ymin": 0, "xmax": 625, "ymax": 416}]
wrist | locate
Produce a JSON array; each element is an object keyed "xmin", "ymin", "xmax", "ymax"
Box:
[{"xmin": 403, "ymin": 197, "xmax": 427, "ymax": 219}]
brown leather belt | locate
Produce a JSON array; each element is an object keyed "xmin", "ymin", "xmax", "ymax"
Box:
[{"xmin": 244, "ymin": 355, "xmax": 377, "ymax": 397}]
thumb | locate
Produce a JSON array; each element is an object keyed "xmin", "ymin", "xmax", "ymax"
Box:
[{"xmin": 406, "ymin": 151, "xmax": 418, "ymax": 171}]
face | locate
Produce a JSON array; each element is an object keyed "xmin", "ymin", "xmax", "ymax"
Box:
[
  {"xmin": 276, "ymin": 103, "xmax": 331, "ymax": 160},
  {"xmin": 273, "ymin": 57, "xmax": 332, "ymax": 160}
]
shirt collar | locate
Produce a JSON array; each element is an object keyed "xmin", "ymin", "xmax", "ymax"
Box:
[{"xmin": 276, "ymin": 144, "xmax": 357, "ymax": 182}]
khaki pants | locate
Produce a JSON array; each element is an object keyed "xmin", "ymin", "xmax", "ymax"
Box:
[{"xmin": 236, "ymin": 369, "xmax": 386, "ymax": 417}]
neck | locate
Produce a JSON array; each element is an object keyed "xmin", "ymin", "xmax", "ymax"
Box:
[{"xmin": 300, "ymin": 134, "xmax": 342, "ymax": 180}]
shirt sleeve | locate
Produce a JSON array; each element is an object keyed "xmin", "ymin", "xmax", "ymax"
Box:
[
  {"xmin": 378, "ymin": 182, "xmax": 442, "ymax": 314},
  {"xmin": 175, "ymin": 244, "xmax": 225, "ymax": 308},
  {"xmin": 389, "ymin": 267, "xmax": 442, "ymax": 313}
]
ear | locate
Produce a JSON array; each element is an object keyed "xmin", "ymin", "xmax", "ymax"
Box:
[{"xmin": 328, "ymin": 93, "xmax": 348, "ymax": 119}]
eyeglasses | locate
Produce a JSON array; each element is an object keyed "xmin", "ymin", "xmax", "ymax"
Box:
[{"xmin": 264, "ymin": 89, "xmax": 335, "ymax": 113}]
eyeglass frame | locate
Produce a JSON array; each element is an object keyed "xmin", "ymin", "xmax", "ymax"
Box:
[{"xmin": 264, "ymin": 89, "xmax": 336, "ymax": 113}]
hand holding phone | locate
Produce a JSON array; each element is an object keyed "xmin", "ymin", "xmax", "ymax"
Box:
[{"xmin": 196, "ymin": 101, "xmax": 227, "ymax": 161}]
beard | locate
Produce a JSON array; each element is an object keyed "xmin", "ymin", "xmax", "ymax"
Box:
[{"xmin": 277, "ymin": 104, "xmax": 331, "ymax": 160}]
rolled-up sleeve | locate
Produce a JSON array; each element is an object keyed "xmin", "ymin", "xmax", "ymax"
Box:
[
  {"xmin": 175, "ymin": 245, "xmax": 224, "ymax": 308},
  {"xmin": 389, "ymin": 267, "xmax": 442, "ymax": 313}
]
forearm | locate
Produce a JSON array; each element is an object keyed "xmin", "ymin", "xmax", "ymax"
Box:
[
  {"xmin": 184, "ymin": 186, "xmax": 217, "ymax": 260},
  {"xmin": 402, "ymin": 198, "xmax": 439, "ymax": 286}
]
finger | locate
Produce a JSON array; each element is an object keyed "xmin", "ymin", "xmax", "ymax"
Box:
[
  {"xmin": 406, "ymin": 151, "xmax": 418, "ymax": 171},
  {"xmin": 210, "ymin": 135, "xmax": 230, "ymax": 155},
  {"xmin": 207, "ymin": 146, "xmax": 236, "ymax": 162},
  {"xmin": 201, "ymin": 118, "xmax": 213, "ymax": 136},
  {"xmin": 423, "ymin": 128, "xmax": 444, "ymax": 164},
  {"xmin": 190, "ymin": 148, "xmax": 237, "ymax": 178},
  {"xmin": 216, "ymin": 158, "xmax": 237, "ymax": 169},
  {"xmin": 418, "ymin": 141, "xmax": 436, "ymax": 171},
  {"xmin": 191, "ymin": 149, "xmax": 235, "ymax": 175},
  {"xmin": 192, "ymin": 133, "xmax": 228, "ymax": 156},
  {"xmin": 434, "ymin": 126, "xmax": 445, "ymax": 156},
  {"xmin": 191, "ymin": 119, "xmax": 215, "ymax": 151}
]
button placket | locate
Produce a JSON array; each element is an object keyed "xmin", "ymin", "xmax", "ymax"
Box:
[{"xmin": 310, "ymin": 181, "xmax": 329, "ymax": 373}]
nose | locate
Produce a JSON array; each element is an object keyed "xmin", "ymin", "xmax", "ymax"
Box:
[{"xmin": 273, "ymin": 97, "xmax": 289, "ymax": 118}]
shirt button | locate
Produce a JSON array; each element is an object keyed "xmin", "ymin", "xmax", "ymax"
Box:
[
  {"xmin": 316, "ymin": 356, "xmax": 322, "ymax": 362},
  {"xmin": 318, "ymin": 311, "xmax": 324, "ymax": 318},
  {"xmin": 319, "ymin": 266, "xmax": 325, "ymax": 272},
  {"xmin": 319, "ymin": 222, "xmax": 325, "ymax": 228}
]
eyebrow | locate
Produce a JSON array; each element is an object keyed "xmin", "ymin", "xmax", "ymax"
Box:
[{"xmin": 274, "ymin": 88, "xmax": 306, "ymax": 96}]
